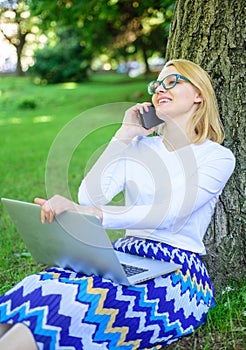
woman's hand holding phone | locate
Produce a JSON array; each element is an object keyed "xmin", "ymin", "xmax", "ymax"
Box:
[
  {"xmin": 115, "ymin": 102, "xmax": 158, "ymax": 143},
  {"xmin": 139, "ymin": 105, "xmax": 163, "ymax": 130}
]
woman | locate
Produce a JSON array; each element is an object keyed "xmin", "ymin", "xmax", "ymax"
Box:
[{"xmin": 0, "ymin": 59, "xmax": 235, "ymax": 349}]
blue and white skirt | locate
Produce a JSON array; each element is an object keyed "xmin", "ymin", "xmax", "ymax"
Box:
[{"xmin": 0, "ymin": 237, "xmax": 215, "ymax": 349}]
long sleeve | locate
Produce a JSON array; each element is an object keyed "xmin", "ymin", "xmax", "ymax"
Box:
[
  {"xmin": 101, "ymin": 147, "xmax": 235, "ymax": 230},
  {"xmin": 78, "ymin": 137, "xmax": 128, "ymax": 206},
  {"xmin": 77, "ymin": 136, "xmax": 235, "ymax": 253}
]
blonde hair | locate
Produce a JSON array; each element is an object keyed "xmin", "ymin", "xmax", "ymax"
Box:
[{"xmin": 158, "ymin": 59, "xmax": 224, "ymax": 144}]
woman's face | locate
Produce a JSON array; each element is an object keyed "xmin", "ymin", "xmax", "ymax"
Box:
[{"xmin": 152, "ymin": 65, "xmax": 202, "ymax": 122}]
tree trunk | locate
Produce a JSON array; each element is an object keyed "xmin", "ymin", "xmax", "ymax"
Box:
[
  {"xmin": 15, "ymin": 31, "xmax": 27, "ymax": 76},
  {"xmin": 166, "ymin": 0, "xmax": 246, "ymax": 288},
  {"xmin": 139, "ymin": 38, "xmax": 151, "ymax": 75}
]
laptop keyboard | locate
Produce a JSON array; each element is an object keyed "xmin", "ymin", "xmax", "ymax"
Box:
[{"xmin": 121, "ymin": 263, "xmax": 148, "ymax": 277}]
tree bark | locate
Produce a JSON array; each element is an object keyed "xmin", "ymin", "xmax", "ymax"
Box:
[{"xmin": 166, "ymin": 0, "xmax": 246, "ymax": 288}]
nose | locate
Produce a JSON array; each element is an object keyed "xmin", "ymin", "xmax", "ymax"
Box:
[{"xmin": 155, "ymin": 82, "xmax": 167, "ymax": 94}]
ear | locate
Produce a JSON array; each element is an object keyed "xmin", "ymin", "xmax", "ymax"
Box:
[{"xmin": 194, "ymin": 93, "xmax": 203, "ymax": 104}]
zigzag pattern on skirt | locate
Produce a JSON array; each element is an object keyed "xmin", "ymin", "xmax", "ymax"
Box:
[{"xmin": 0, "ymin": 237, "xmax": 215, "ymax": 349}]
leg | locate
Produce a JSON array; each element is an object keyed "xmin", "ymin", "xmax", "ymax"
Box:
[{"xmin": 0, "ymin": 323, "xmax": 37, "ymax": 350}]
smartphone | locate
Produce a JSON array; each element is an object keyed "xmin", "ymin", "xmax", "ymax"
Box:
[{"xmin": 140, "ymin": 105, "xmax": 163, "ymax": 130}]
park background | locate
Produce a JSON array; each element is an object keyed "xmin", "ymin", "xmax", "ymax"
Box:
[{"xmin": 0, "ymin": 0, "xmax": 245, "ymax": 349}]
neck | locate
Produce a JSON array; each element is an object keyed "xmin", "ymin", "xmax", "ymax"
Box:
[{"xmin": 162, "ymin": 119, "xmax": 192, "ymax": 151}]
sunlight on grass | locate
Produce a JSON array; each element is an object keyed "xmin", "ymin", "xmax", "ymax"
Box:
[
  {"xmin": 0, "ymin": 116, "xmax": 53, "ymax": 125},
  {"xmin": 11, "ymin": 117, "xmax": 22, "ymax": 124},
  {"xmin": 60, "ymin": 82, "xmax": 78, "ymax": 89},
  {"xmin": 33, "ymin": 116, "xmax": 53, "ymax": 123},
  {"xmin": 1, "ymin": 117, "xmax": 22, "ymax": 125}
]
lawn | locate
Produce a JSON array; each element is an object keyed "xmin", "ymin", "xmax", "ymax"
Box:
[
  {"xmin": 0, "ymin": 73, "xmax": 245, "ymax": 349},
  {"xmin": 0, "ymin": 72, "xmax": 151, "ymax": 288}
]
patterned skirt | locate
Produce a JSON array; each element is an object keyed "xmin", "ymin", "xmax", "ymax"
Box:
[{"xmin": 0, "ymin": 237, "xmax": 215, "ymax": 349}]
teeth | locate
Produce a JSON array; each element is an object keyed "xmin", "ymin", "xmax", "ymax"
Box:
[{"xmin": 159, "ymin": 98, "xmax": 170, "ymax": 103}]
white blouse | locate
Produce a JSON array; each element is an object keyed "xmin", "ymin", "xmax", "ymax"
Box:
[{"xmin": 78, "ymin": 135, "xmax": 235, "ymax": 255}]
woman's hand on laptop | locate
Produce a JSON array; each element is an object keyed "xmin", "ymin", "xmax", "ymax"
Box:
[{"xmin": 34, "ymin": 195, "xmax": 102, "ymax": 224}]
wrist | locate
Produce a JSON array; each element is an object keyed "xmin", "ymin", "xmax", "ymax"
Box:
[
  {"xmin": 84, "ymin": 205, "xmax": 103, "ymax": 222},
  {"xmin": 93, "ymin": 206, "xmax": 103, "ymax": 222},
  {"xmin": 115, "ymin": 127, "xmax": 134, "ymax": 144}
]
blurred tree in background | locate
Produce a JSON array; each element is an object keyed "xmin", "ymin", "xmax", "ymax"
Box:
[
  {"xmin": 28, "ymin": 27, "xmax": 92, "ymax": 83},
  {"xmin": 28, "ymin": 0, "xmax": 175, "ymax": 82},
  {"xmin": 0, "ymin": 1, "xmax": 38, "ymax": 75},
  {"xmin": 0, "ymin": 0, "xmax": 175, "ymax": 82}
]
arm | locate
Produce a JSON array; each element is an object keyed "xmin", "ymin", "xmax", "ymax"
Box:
[
  {"xmin": 78, "ymin": 102, "xmax": 156, "ymax": 205},
  {"xmin": 36, "ymin": 103, "xmax": 156, "ymax": 224},
  {"xmin": 34, "ymin": 196, "xmax": 102, "ymax": 224},
  {"xmin": 99, "ymin": 149, "xmax": 236, "ymax": 230},
  {"xmin": 78, "ymin": 137, "xmax": 127, "ymax": 206}
]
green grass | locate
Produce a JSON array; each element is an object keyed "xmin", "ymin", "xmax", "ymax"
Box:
[
  {"xmin": 0, "ymin": 72, "xmax": 152, "ymax": 292},
  {"xmin": 0, "ymin": 73, "xmax": 245, "ymax": 349},
  {"xmin": 205, "ymin": 281, "xmax": 246, "ymax": 349},
  {"xmin": 166, "ymin": 279, "xmax": 246, "ymax": 350}
]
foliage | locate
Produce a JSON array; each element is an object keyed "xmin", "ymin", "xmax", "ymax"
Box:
[
  {"xmin": 0, "ymin": 1, "xmax": 41, "ymax": 75},
  {"xmin": 27, "ymin": 0, "xmax": 175, "ymax": 69},
  {"xmin": 18, "ymin": 97, "xmax": 37, "ymax": 109},
  {"xmin": 29, "ymin": 28, "xmax": 92, "ymax": 83},
  {"xmin": 1, "ymin": 0, "xmax": 175, "ymax": 77}
]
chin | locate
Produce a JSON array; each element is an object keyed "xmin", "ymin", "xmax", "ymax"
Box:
[{"xmin": 155, "ymin": 107, "xmax": 168, "ymax": 120}]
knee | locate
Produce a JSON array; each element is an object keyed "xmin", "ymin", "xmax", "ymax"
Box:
[{"xmin": 0, "ymin": 324, "xmax": 13, "ymax": 338}]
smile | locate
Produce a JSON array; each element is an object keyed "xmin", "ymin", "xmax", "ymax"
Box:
[{"xmin": 158, "ymin": 98, "xmax": 172, "ymax": 104}]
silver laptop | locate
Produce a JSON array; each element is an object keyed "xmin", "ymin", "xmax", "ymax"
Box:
[{"xmin": 1, "ymin": 198, "xmax": 181, "ymax": 286}]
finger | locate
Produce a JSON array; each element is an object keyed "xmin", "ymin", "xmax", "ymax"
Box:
[
  {"xmin": 34, "ymin": 197, "xmax": 47, "ymax": 206},
  {"xmin": 40, "ymin": 208, "xmax": 47, "ymax": 224},
  {"xmin": 41, "ymin": 208, "xmax": 54, "ymax": 224},
  {"xmin": 143, "ymin": 103, "xmax": 152, "ymax": 112},
  {"xmin": 44, "ymin": 203, "xmax": 55, "ymax": 224},
  {"xmin": 136, "ymin": 102, "xmax": 152, "ymax": 114},
  {"xmin": 48, "ymin": 210, "xmax": 55, "ymax": 224},
  {"xmin": 136, "ymin": 103, "xmax": 144, "ymax": 115},
  {"xmin": 40, "ymin": 201, "xmax": 53, "ymax": 224}
]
